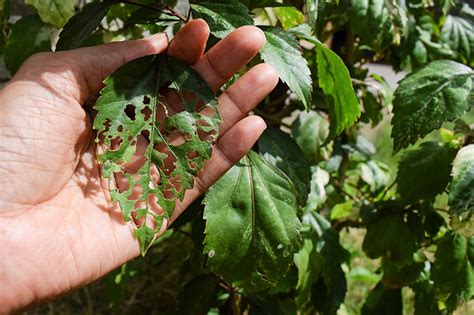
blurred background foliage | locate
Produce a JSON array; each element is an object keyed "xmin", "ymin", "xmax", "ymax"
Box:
[{"xmin": 1, "ymin": 0, "xmax": 473, "ymax": 314}]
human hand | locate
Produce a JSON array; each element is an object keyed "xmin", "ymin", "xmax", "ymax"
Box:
[{"xmin": 0, "ymin": 19, "xmax": 278, "ymax": 313}]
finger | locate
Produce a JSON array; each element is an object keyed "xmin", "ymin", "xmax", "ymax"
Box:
[
  {"xmin": 212, "ymin": 63, "xmax": 279, "ymax": 136},
  {"xmin": 194, "ymin": 26, "xmax": 266, "ymax": 92},
  {"xmin": 170, "ymin": 115, "xmax": 267, "ymax": 221},
  {"xmin": 168, "ymin": 19, "xmax": 209, "ymax": 64}
]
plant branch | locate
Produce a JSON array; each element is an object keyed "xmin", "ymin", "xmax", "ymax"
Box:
[
  {"xmin": 163, "ymin": 3, "xmax": 188, "ymax": 22},
  {"xmin": 121, "ymin": 1, "xmax": 187, "ymax": 22}
]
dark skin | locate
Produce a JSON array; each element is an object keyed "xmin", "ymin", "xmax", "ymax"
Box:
[{"xmin": 0, "ymin": 20, "xmax": 279, "ymax": 313}]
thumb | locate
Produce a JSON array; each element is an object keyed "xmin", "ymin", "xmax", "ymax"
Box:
[{"xmin": 15, "ymin": 33, "xmax": 169, "ymax": 104}]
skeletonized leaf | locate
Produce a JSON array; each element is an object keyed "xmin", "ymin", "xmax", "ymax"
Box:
[
  {"xmin": 56, "ymin": 1, "xmax": 114, "ymax": 51},
  {"xmin": 259, "ymin": 127, "xmax": 311, "ymax": 203},
  {"xmin": 316, "ymin": 41, "xmax": 361, "ymax": 139},
  {"xmin": 26, "ymin": 0, "xmax": 75, "ymax": 28},
  {"xmin": 191, "ymin": 0, "xmax": 253, "ymax": 39},
  {"xmin": 260, "ymin": 26, "xmax": 313, "ymax": 110},
  {"xmin": 94, "ymin": 55, "xmax": 220, "ymax": 254},
  {"xmin": 391, "ymin": 60, "xmax": 473, "ymax": 152},
  {"xmin": 448, "ymin": 145, "xmax": 474, "ymax": 237},
  {"xmin": 397, "ymin": 142, "xmax": 456, "ymax": 203},
  {"xmin": 203, "ymin": 151, "xmax": 301, "ymax": 290},
  {"xmin": 4, "ymin": 15, "xmax": 52, "ymax": 75}
]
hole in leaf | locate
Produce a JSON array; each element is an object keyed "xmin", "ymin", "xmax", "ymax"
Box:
[
  {"xmin": 141, "ymin": 106, "xmax": 152, "ymax": 121},
  {"xmin": 125, "ymin": 104, "xmax": 136, "ymax": 121}
]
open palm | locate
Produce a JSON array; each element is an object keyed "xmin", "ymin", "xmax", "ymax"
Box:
[{"xmin": 0, "ymin": 20, "xmax": 278, "ymax": 313}]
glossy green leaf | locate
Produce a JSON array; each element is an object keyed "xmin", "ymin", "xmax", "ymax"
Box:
[
  {"xmin": 363, "ymin": 213, "xmax": 417, "ymax": 268},
  {"xmin": 391, "ymin": 60, "xmax": 473, "ymax": 151},
  {"xmin": 94, "ymin": 55, "xmax": 220, "ymax": 254},
  {"xmin": 260, "ymin": 26, "xmax": 313, "ymax": 110},
  {"xmin": 291, "ymin": 111, "xmax": 330, "ymax": 164},
  {"xmin": 441, "ymin": 15, "xmax": 474, "ymax": 65},
  {"xmin": 191, "ymin": 0, "xmax": 253, "ymax": 39},
  {"xmin": 4, "ymin": 15, "xmax": 52, "ymax": 75},
  {"xmin": 203, "ymin": 151, "xmax": 301, "ymax": 290},
  {"xmin": 431, "ymin": 232, "xmax": 474, "ymax": 312},
  {"xmin": 259, "ymin": 127, "xmax": 311, "ymax": 202},
  {"xmin": 397, "ymin": 142, "xmax": 456, "ymax": 203},
  {"xmin": 56, "ymin": 1, "xmax": 113, "ymax": 51},
  {"xmin": 26, "ymin": 0, "xmax": 75, "ymax": 28},
  {"xmin": 448, "ymin": 145, "xmax": 474, "ymax": 237},
  {"xmin": 316, "ymin": 41, "xmax": 361, "ymax": 139}
]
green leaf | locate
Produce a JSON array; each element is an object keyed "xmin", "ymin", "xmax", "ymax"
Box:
[
  {"xmin": 330, "ymin": 201, "xmax": 354, "ymax": 221},
  {"xmin": 259, "ymin": 127, "xmax": 311, "ymax": 203},
  {"xmin": 350, "ymin": 0, "xmax": 406, "ymax": 50},
  {"xmin": 177, "ymin": 274, "xmax": 221, "ymax": 314},
  {"xmin": 274, "ymin": 7, "xmax": 304, "ymax": 30},
  {"xmin": 316, "ymin": 41, "xmax": 361, "ymax": 139},
  {"xmin": 4, "ymin": 15, "xmax": 52, "ymax": 75},
  {"xmin": 361, "ymin": 282, "xmax": 402, "ymax": 315},
  {"xmin": 441, "ymin": 15, "xmax": 474, "ymax": 65},
  {"xmin": 291, "ymin": 110, "xmax": 330, "ymax": 164},
  {"xmin": 56, "ymin": 1, "xmax": 114, "ymax": 51},
  {"xmin": 382, "ymin": 259, "xmax": 425, "ymax": 288},
  {"xmin": 304, "ymin": 166, "xmax": 330, "ymax": 214},
  {"xmin": 25, "ymin": 0, "xmax": 75, "ymax": 28},
  {"xmin": 94, "ymin": 55, "xmax": 220, "ymax": 254},
  {"xmin": 306, "ymin": 0, "xmax": 323, "ymax": 32},
  {"xmin": 412, "ymin": 279, "xmax": 444, "ymax": 315},
  {"xmin": 431, "ymin": 232, "xmax": 474, "ymax": 312},
  {"xmin": 259, "ymin": 26, "xmax": 313, "ymax": 111},
  {"xmin": 391, "ymin": 60, "xmax": 473, "ymax": 152},
  {"xmin": 363, "ymin": 213, "xmax": 417, "ymax": 268},
  {"xmin": 448, "ymin": 145, "xmax": 474, "ymax": 237},
  {"xmin": 191, "ymin": 0, "xmax": 253, "ymax": 39},
  {"xmin": 295, "ymin": 212, "xmax": 348, "ymax": 314},
  {"xmin": 0, "ymin": 0, "xmax": 8, "ymax": 54},
  {"xmin": 244, "ymin": 0, "xmax": 291, "ymax": 9},
  {"xmin": 397, "ymin": 142, "xmax": 456, "ymax": 203},
  {"xmin": 360, "ymin": 160, "xmax": 391, "ymax": 193},
  {"xmin": 203, "ymin": 151, "xmax": 301, "ymax": 290}
]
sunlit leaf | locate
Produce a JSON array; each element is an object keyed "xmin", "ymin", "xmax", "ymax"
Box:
[{"xmin": 203, "ymin": 151, "xmax": 301, "ymax": 290}]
